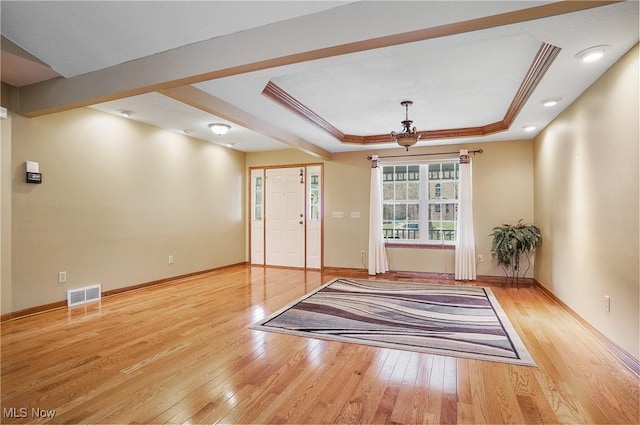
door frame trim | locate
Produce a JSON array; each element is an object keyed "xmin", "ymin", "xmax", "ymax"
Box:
[{"xmin": 248, "ymin": 163, "xmax": 324, "ymax": 269}]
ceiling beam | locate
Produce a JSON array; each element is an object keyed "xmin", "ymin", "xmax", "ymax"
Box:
[{"xmin": 160, "ymin": 86, "xmax": 332, "ymax": 160}]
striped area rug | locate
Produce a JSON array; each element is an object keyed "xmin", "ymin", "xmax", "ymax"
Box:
[{"xmin": 250, "ymin": 278, "xmax": 535, "ymax": 366}]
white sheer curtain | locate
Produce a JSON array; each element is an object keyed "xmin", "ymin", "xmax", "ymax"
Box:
[
  {"xmin": 368, "ymin": 155, "xmax": 389, "ymax": 275},
  {"xmin": 455, "ymin": 149, "xmax": 476, "ymax": 280}
]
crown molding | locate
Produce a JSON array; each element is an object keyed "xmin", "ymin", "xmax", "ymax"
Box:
[{"xmin": 262, "ymin": 42, "xmax": 561, "ymax": 146}]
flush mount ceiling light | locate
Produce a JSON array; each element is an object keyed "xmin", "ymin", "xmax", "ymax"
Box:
[
  {"xmin": 118, "ymin": 109, "xmax": 134, "ymax": 117},
  {"xmin": 575, "ymin": 45, "xmax": 610, "ymax": 63},
  {"xmin": 208, "ymin": 123, "xmax": 231, "ymax": 135},
  {"xmin": 542, "ymin": 97, "xmax": 561, "ymax": 107},
  {"xmin": 391, "ymin": 100, "xmax": 421, "ymax": 151},
  {"xmin": 523, "ymin": 125, "xmax": 537, "ymax": 132}
]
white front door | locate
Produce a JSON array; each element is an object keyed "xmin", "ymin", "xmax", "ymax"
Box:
[{"xmin": 265, "ymin": 167, "xmax": 305, "ymax": 268}]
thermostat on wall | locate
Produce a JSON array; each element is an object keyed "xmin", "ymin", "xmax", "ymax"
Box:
[{"xmin": 25, "ymin": 161, "xmax": 42, "ymax": 184}]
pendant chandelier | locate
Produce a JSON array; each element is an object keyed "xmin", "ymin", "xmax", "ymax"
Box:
[{"xmin": 391, "ymin": 100, "xmax": 421, "ymax": 151}]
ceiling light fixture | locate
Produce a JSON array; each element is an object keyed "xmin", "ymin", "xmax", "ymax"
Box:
[
  {"xmin": 208, "ymin": 123, "xmax": 231, "ymax": 135},
  {"xmin": 523, "ymin": 125, "xmax": 537, "ymax": 132},
  {"xmin": 542, "ymin": 97, "xmax": 561, "ymax": 107},
  {"xmin": 118, "ymin": 109, "xmax": 134, "ymax": 117},
  {"xmin": 542, "ymin": 98, "xmax": 560, "ymax": 107},
  {"xmin": 575, "ymin": 45, "xmax": 609, "ymax": 63},
  {"xmin": 183, "ymin": 129, "xmax": 193, "ymax": 135},
  {"xmin": 391, "ymin": 100, "xmax": 421, "ymax": 151}
]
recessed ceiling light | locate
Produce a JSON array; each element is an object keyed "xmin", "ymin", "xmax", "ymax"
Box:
[
  {"xmin": 542, "ymin": 97, "xmax": 561, "ymax": 107},
  {"xmin": 208, "ymin": 123, "xmax": 231, "ymax": 135},
  {"xmin": 575, "ymin": 45, "xmax": 610, "ymax": 63},
  {"xmin": 118, "ymin": 109, "xmax": 134, "ymax": 117},
  {"xmin": 523, "ymin": 125, "xmax": 537, "ymax": 132}
]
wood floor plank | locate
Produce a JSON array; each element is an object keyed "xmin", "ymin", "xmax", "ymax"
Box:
[
  {"xmin": 332, "ymin": 348, "xmax": 392, "ymax": 425},
  {"xmin": 508, "ymin": 364, "xmax": 557, "ymax": 424},
  {"xmin": 227, "ymin": 337, "xmax": 335, "ymax": 424},
  {"xmin": 1, "ymin": 265, "xmax": 638, "ymax": 424},
  {"xmin": 295, "ymin": 343, "xmax": 372, "ymax": 424},
  {"xmin": 389, "ymin": 352, "xmax": 422, "ymax": 423},
  {"xmin": 439, "ymin": 356, "xmax": 458, "ymax": 425},
  {"xmin": 482, "ymin": 365, "xmax": 531, "ymax": 425},
  {"xmin": 370, "ymin": 385, "xmax": 401, "ymax": 424}
]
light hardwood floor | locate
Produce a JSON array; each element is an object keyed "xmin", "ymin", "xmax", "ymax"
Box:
[{"xmin": 1, "ymin": 265, "xmax": 638, "ymax": 424}]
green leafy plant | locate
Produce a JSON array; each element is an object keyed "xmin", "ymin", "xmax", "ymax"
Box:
[{"xmin": 490, "ymin": 220, "xmax": 542, "ymax": 285}]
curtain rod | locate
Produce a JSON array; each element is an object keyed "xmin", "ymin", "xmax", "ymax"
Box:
[{"xmin": 367, "ymin": 148, "xmax": 483, "ymax": 161}]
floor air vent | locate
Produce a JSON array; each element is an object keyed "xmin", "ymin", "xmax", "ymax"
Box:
[{"xmin": 67, "ymin": 284, "xmax": 101, "ymax": 307}]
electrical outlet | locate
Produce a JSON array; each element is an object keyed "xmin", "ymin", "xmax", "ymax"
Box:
[
  {"xmin": 604, "ymin": 295, "xmax": 610, "ymax": 312},
  {"xmin": 168, "ymin": 255, "xmax": 174, "ymax": 265},
  {"xmin": 58, "ymin": 271, "xmax": 67, "ymax": 284},
  {"xmin": 360, "ymin": 250, "xmax": 365, "ymax": 259},
  {"xmin": 477, "ymin": 254, "xmax": 484, "ymax": 263}
]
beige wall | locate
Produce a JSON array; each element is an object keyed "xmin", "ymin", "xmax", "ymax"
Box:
[
  {"xmin": 534, "ymin": 45, "xmax": 639, "ymax": 359},
  {"xmin": 247, "ymin": 140, "xmax": 534, "ymax": 275},
  {"xmin": 1, "ymin": 116, "xmax": 12, "ymax": 315},
  {"xmin": 10, "ymin": 108, "xmax": 246, "ymax": 311}
]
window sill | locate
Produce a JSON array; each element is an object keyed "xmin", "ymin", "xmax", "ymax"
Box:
[{"xmin": 384, "ymin": 242, "xmax": 455, "ymax": 250}]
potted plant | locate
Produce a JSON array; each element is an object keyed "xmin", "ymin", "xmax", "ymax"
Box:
[{"xmin": 490, "ymin": 219, "xmax": 542, "ymax": 286}]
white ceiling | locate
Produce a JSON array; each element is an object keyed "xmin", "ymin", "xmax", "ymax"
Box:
[
  {"xmin": 1, "ymin": 1, "xmax": 353, "ymax": 78},
  {"xmin": 1, "ymin": 1, "xmax": 638, "ymax": 156}
]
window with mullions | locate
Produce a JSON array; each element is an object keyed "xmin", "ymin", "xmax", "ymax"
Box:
[{"xmin": 382, "ymin": 161, "xmax": 459, "ymax": 244}]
